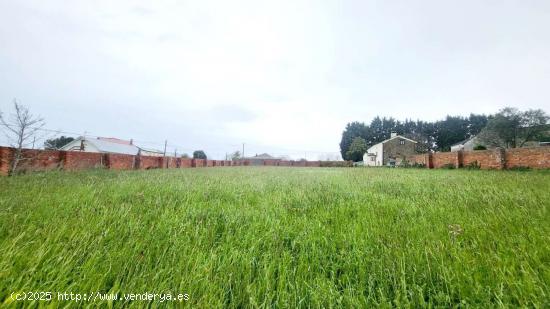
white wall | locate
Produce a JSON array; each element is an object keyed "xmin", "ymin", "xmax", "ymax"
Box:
[{"xmin": 364, "ymin": 143, "xmax": 383, "ymax": 166}]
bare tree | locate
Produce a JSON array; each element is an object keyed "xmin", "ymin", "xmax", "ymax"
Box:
[{"xmin": 0, "ymin": 99, "xmax": 46, "ymax": 174}]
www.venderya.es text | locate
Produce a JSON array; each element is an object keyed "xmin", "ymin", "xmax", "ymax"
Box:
[{"xmin": 10, "ymin": 291, "xmax": 189, "ymax": 303}]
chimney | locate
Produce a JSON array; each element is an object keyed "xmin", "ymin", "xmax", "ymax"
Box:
[{"xmin": 391, "ymin": 132, "xmax": 397, "ymax": 138}]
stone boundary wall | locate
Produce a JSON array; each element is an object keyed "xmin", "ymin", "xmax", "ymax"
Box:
[{"xmin": 409, "ymin": 147, "xmax": 549, "ymax": 170}]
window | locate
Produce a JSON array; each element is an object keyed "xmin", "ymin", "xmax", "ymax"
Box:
[
  {"xmin": 370, "ymin": 157, "xmax": 375, "ymax": 161},
  {"xmin": 400, "ymin": 140, "xmax": 405, "ymax": 145}
]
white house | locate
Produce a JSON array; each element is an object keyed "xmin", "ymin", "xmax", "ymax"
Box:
[
  {"xmin": 364, "ymin": 142, "xmax": 384, "ymax": 166},
  {"xmin": 363, "ymin": 133, "xmax": 418, "ymax": 167}
]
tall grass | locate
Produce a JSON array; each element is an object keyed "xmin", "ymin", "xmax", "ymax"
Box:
[{"xmin": 0, "ymin": 167, "xmax": 548, "ymax": 307}]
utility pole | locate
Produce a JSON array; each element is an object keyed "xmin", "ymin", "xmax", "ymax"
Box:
[
  {"xmin": 174, "ymin": 148, "xmax": 177, "ymax": 157},
  {"xmin": 32, "ymin": 136, "xmax": 36, "ymax": 149},
  {"xmin": 242, "ymin": 143, "xmax": 245, "ymax": 160},
  {"xmin": 163, "ymin": 140, "xmax": 168, "ymax": 168}
]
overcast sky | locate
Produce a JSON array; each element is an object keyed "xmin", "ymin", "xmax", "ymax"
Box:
[{"xmin": 1, "ymin": 0, "xmax": 549, "ymax": 159}]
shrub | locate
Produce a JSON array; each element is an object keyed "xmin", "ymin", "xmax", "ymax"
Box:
[
  {"xmin": 319, "ymin": 161, "xmax": 353, "ymax": 167},
  {"xmin": 400, "ymin": 160, "xmax": 426, "ymax": 169},
  {"xmin": 473, "ymin": 145, "xmax": 487, "ymax": 150},
  {"xmin": 441, "ymin": 163, "xmax": 456, "ymax": 169},
  {"xmin": 465, "ymin": 161, "xmax": 481, "ymax": 170},
  {"xmin": 400, "ymin": 159, "xmax": 411, "ymax": 168},
  {"xmin": 508, "ymin": 166, "xmax": 531, "ymax": 171}
]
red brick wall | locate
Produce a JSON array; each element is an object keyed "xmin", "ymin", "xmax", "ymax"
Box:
[
  {"xmin": 505, "ymin": 147, "xmax": 550, "ymax": 169},
  {"xmin": 158, "ymin": 157, "xmax": 166, "ymax": 168},
  {"xmin": 462, "ymin": 150, "xmax": 502, "ymax": 169},
  {"xmin": 165, "ymin": 157, "xmax": 177, "ymax": 168},
  {"xmin": 0, "ymin": 146, "xmax": 364, "ymax": 176},
  {"xmin": 410, "ymin": 154, "xmax": 428, "ymax": 166},
  {"xmin": 192, "ymin": 159, "xmax": 205, "ymax": 167},
  {"xmin": 140, "ymin": 156, "xmax": 162, "ymax": 169},
  {"xmin": 263, "ymin": 159, "xmax": 279, "ymax": 166},
  {"xmin": 432, "ymin": 152, "xmax": 457, "ymax": 168},
  {"xmin": 319, "ymin": 161, "xmax": 352, "ymax": 167},
  {"xmin": 180, "ymin": 158, "xmax": 192, "ymax": 168},
  {"xmin": 0, "ymin": 147, "xmax": 14, "ymax": 176},
  {"xmin": 64, "ymin": 151, "xmax": 105, "ymax": 170},
  {"xmin": 15, "ymin": 149, "xmax": 63, "ymax": 172},
  {"xmin": 106, "ymin": 154, "xmax": 135, "ymax": 170},
  {"xmin": 306, "ymin": 161, "xmax": 321, "ymax": 167}
]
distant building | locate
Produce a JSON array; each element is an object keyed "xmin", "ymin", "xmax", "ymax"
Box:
[
  {"xmin": 59, "ymin": 137, "xmax": 163, "ymax": 156},
  {"xmin": 363, "ymin": 133, "xmax": 418, "ymax": 167},
  {"xmin": 138, "ymin": 147, "xmax": 164, "ymax": 157},
  {"xmin": 450, "ymin": 136, "xmax": 487, "ymax": 152},
  {"xmin": 245, "ymin": 153, "xmax": 281, "ymax": 166}
]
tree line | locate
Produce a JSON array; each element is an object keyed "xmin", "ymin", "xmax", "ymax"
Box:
[{"xmin": 340, "ymin": 107, "xmax": 549, "ymax": 161}]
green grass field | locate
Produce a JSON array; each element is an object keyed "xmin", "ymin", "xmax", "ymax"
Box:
[{"xmin": 0, "ymin": 167, "xmax": 549, "ymax": 307}]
